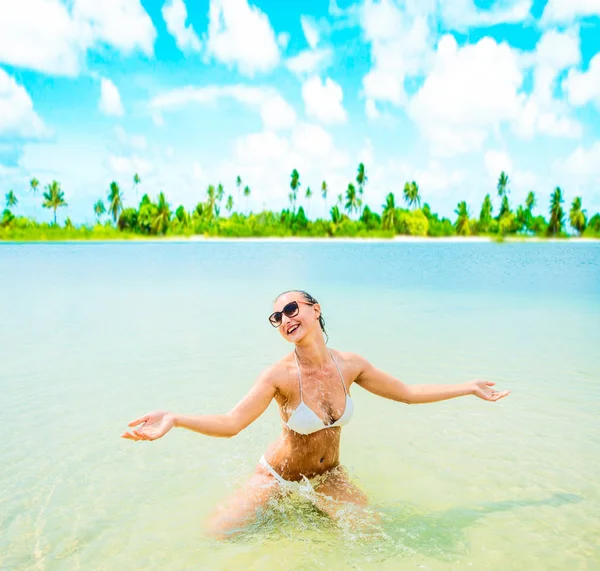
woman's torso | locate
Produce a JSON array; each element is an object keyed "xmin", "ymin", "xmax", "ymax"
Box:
[{"xmin": 262, "ymin": 349, "xmax": 357, "ymax": 481}]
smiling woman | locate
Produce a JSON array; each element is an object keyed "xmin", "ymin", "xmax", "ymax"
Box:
[{"xmin": 122, "ymin": 289, "xmax": 510, "ymax": 539}]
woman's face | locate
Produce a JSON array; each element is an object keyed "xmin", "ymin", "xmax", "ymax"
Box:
[{"xmin": 272, "ymin": 292, "xmax": 320, "ymax": 343}]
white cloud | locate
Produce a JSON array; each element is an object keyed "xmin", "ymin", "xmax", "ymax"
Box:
[
  {"xmin": 229, "ymin": 123, "xmax": 349, "ymax": 211},
  {"xmin": 162, "ymin": 0, "xmax": 201, "ymax": 53},
  {"xmin": 204, "ymin": 0, "xmax": 280, "ymax": 76},
  {"xmin": 260, "ymin": 95, "xmax": 297, "ymax": 130},
  {"xmin": 365, "ymin": 99, "xmax": 380, "ymax": 119},
  {"xmin": 108, "ymin": 154, "xmax": 153, "ymax": 178},
  {"xmin": 235, "ymin": 131, "xmax": 290, "ymax": 164},
  {"xmin": 409, "ymin": 35, "xmax": 523, "ymax": 156},
  {"xmin": 99, "ymin": 78, "xmax": 124, "ymax": 117},
  {"xmin": 292, "ymin": 123, "xmax": 334, "ymax": 157},
  {"xmin": 150, "ymin": 84, "xmax": 296, "ymax": 130},
  {"xmin": 72, "ymin": 0, "xmax": 156, "ymax": 56},
  {"xmin": 115, "ymin": 126, "xmax": 147, "ymax": 151},
  {"xmin": 301, "ymin": 76, "xmax": 347, "ymax": 124},
  {"xmin": 561, "ymin": 142, "xmax": 600, "ymax": 177},
  {"xmin": 0, "ymin": 0, "xmax": 155, "ymax": 76},
  {"xmin": 300, "ymin": 15, "xmax": 320, "ymax": 49},
  {"xmin": 286, "ymin": 48, "xmax": 332, "ymax": 76},
  {"xmin": 513, "ymin": 28, "xmax": 582, "ymax": 139},
  {"xmin": 277, "ymin": 32, "xmax": 290, "ymax": 50},
  {"xmin": 360, "ymin": 0, "xmax": 434, "ymax": 108},
  {"xmin": 0, "ymin": 68, "xmax": 47, "ymax": 138},
  {"xmin": 563, "ymin": 53, "xmax": 600, "ymax": 108},
  {"xmin": 410, "ymin": 30, "xmax": 583, "ymax": 156},
  {"xmin": 484, "ymin": 150, "xmax": 513, "ymax": 180},
  {"xmin": 0, "ymin": 0, "xmax": 84, "ymax": 75},
  {"xmin": 541, "ymin": 0, "xmax": 600, "ymax": 24},
  {"xmin": 441, "ymin": 0, "xmax": 533, "ymax": 30}
]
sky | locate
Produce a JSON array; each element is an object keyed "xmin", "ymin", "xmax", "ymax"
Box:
[{"xmin": 1, "ymin": 0, "xmax": 600, "ymax": 224}]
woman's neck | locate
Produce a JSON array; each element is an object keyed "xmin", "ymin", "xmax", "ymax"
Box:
[{"xmin": 294, "ymin": 336, "xmax": 330, "ymax": 369}]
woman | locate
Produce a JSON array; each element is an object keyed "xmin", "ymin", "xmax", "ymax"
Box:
[{"xmin": 122, "ymin": 290, "xmax": 510, "ymax": 538}]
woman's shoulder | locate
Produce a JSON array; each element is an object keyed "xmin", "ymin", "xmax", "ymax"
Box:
[
  {"xmin": 329, "ymin": 349, "xmax": 370, "ymax": 379},
  {"xmin": 259, "ymin": 354, "xmax": 295, "ymax": 387}
]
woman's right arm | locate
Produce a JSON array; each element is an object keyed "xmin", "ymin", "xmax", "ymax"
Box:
[{"xmin": 121, "ymin": 369, "xmax": 279, "ymax": 441}]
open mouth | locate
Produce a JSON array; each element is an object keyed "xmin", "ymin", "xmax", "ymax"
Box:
[{"xmin": 287, "ymin": 324, "xmax": 300, "ymax": 335}]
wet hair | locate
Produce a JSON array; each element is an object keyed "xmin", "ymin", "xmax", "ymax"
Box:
[{"xmin": 276, "ymin": 290, "xmax": 329, "ymax": 343}]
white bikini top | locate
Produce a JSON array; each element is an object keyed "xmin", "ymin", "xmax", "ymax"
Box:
[{"xmin": 284, "ymin": 351, "xmax": 354, "ymax": 435}]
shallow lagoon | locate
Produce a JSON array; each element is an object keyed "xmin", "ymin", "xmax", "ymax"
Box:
[{"xmin": 1, "ymin": 241, "xmax": 599, "ymax": 570}]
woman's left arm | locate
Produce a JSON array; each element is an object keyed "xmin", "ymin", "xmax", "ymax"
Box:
[{"xmin": 352, "ymin": 355, "xmax": 510, "ymax": 404}]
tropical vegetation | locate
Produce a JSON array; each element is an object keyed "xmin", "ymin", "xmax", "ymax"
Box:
[{"xmin": 1, "ymin": 167, "xmax": 599, "ymax": 240}]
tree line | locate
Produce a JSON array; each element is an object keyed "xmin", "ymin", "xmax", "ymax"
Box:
[{"xmin": 1, "ymin": 164, "xmax": 599, "ymax": 239}]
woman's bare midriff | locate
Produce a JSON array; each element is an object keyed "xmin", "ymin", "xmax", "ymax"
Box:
[{"xmin": 260, "ymin": 426, "xmax": 342, "ymax": 480}]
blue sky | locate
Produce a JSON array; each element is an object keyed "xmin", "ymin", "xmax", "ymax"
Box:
[{"xmin": 1, "ymin": 0, "xmax": 599, "ymax": 224}]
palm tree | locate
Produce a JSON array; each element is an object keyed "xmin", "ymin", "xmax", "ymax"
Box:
[
  {"xmin": 497, "ymin": 171, "xmax": 509, "ymax": 197},
  {"xmin": 243, "ymin": 185, "xmax": 251, "ymax": 214},
  {"xmin": 290, "ymin": 169, "xmax": 300, "ymax": 212},
  {"xmin": 330, "ymin": 204, "xmax": 342, "ymax": 225},
  {"xmin": 226, "ymin": 195, "xmax": 233, "ymax": 215},
  {"xmin": 206, "ymin": 184, "xmax": 217, "ymax": 218},
  {"xmin": 321, "ymin": 180, "xmax": 328, "ymax": 218},
  {"xmin": 403, "ymin": 181, "xmax": 421, "ymax": 210},
  {"xmin": 345, "ymin": 183, "xmax": 359, "ymax": 218},
  {"xmin": 548, "ymin": 187, "xmax": 565, "ymax": 236},
  {"xmin": 216, "ymin": 183, "xmax": 224, "ymax": 218},
  {"xmin": 42, "ymin": 180, "xmax": 67, "ymax": 224},
  {"xmin": 336, "ymin": 193, "xmax": 343, "ymax": 206},
  {"xmin": 569, "ymin": 196, "xmax": 586, "ymax": 235},
  {"xmin": 6, "ymin": 190, "xmax": 17, "ymax": 209},
  {"xmin": 382, "ymin": 192, "xmax": 397, "ymax": 230},
  {"xmin": 94, "ymin": 199, "xmax": 106, "ymax": 222},
  {"xmin": 356, "ymin": 163, "xmax": 367, "ymax": 197},
  {"xmin": 525, "ymin": 191, "xmax": 536, "ymax": 213},
  {"xmin": 107, "ymin": 181, "xmax": 123, "ymax": 224},
  {"xmin": 499, "ymin": 195, "xmax": 511, "ymax": 219},
  {"xmin": 236, "ymin": 175, "xmax": 242, "ymax": 205},
  {"xmin": 305, "ymin": 186, "xmax": 312, "ymax": 218},
  {"xmin": 133, "ymin": 173, "xmax": 141, "ymax": 204},
  {"xmin": 30, "ymin": 177, "xmax": 39, "ymax": 218},
  {"xmin": 151, "ymin": 192, "xmax": 171, "ymax": 234},
  {"xmin": 454, "ymin": 201, "xmax": 470, "ymax": 236},
  {"xmin": 479, "ymin": 194, "xmax": 493, "ymax": 221}
]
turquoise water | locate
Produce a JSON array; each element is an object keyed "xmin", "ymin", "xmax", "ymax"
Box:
[{"xmin": 1, "ymin": 241, "xmax": 599, "ymax": 570}]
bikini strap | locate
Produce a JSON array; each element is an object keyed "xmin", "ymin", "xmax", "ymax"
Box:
[
  {"xmin": 293, "ymin": 351, "xmax": 303, "ymax": 400},
  {"xmin": 329, "ymin": 351, "xmax": 347, "ymax": 395}
]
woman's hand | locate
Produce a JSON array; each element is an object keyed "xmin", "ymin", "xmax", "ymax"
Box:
[
  {"xmin": 470, "ymin": 380, "xmax": 510, "ymax": 402},
  {"xmin": 121, "ymin": 410, "xmax": 175, "ymax": 441}
]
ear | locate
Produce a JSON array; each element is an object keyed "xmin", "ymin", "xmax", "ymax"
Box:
[{"xmin": 312, "ymin": 303, "xmax": 321, "ymax": 320}]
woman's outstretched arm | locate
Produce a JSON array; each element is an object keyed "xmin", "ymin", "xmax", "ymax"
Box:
[
  {"xmin": 353, "ymin": 355, "xmax": 510, "ymax": 404},
  {"xmin": 121, "ymin": 368, "xmax": 279, "ymax": 441}
]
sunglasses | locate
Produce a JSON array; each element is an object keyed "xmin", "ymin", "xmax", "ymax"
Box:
[{"xmin": 269, "ymin": 301, "xmax": 312, "ymax": 328}]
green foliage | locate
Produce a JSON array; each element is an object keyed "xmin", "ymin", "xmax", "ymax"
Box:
[
  {"xmin": 359, "ymin": 205, "xmax": 381, "ymax": 230},
  {"xmin": 548, "ymin": 187, "xmax": 565, "ymax": 236},
  {"xmin": 118, "ymin": 208, "xmax": 139, "ymax": 231},
  {"xmin": 1, "ymin": 208, "xmax": 15, "ymax": 227},
  {"xmin": 403, "ymin": 181, "xmax": 421, "ymax": 210},
  {"xmin": 3, "ymin": 170, "xmax": 599, "ymax": 242},
  {"xmin": 454, "ymin": 201, "xmax": 471, "ymax": 236},
  {"xmin": 499, "ymin": 213, "xmax": 517, "ymax": 236},
  {"xmin": 569, "ymin": 196, "xmax": 586, "ymax": 235},
  {"xmin": 396, "ymin": 209, "xmax": 429, "ymax": 236},
  {"xmin": 583, "ymin": 214, "xmax": 600, "ymax": 237}
]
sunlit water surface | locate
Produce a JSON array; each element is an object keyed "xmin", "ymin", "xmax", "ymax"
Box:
[{"xmin": 1, "ymin": 241, "xmax": 599, "ymax": 570}]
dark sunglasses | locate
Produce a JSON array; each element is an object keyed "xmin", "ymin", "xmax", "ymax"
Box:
[{"xmin": 269, "ymin": 301, "xmax": 311, "ymax": 328}]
